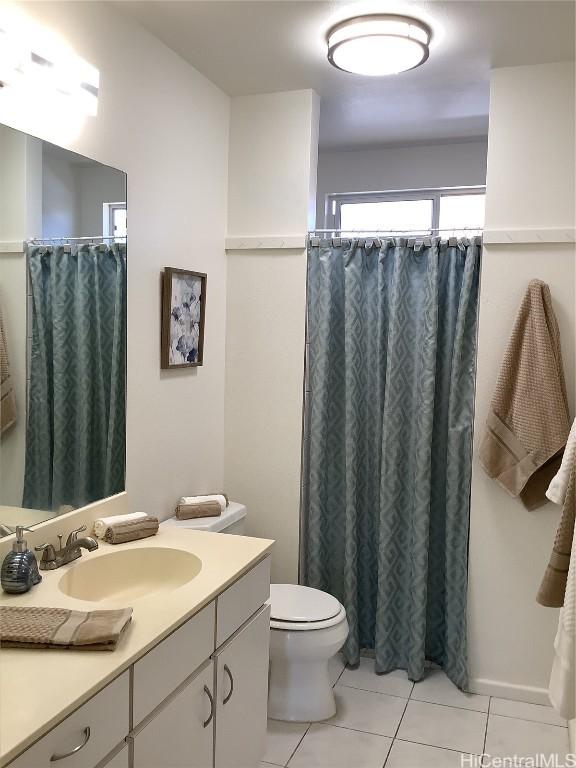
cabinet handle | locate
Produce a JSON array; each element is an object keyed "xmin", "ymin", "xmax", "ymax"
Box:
[
  {"xmin": 50, "ymin": 727, "xmax": 91, "ymax": 761},
  {"xmin": 203, "ymin": 685, "xmax": 214, "ymax": 728},
  {"xmin": 223, "ymin": 664, "xmax": 234, "ymax": 705}
]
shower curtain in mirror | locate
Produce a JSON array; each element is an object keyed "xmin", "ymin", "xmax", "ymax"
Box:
[
  {"xmin": 301, "ymin": 236, "xmax": 481, "ymax": 689},
  {"xmin": 23, "ymin": 244, "xmax": 126, "ymax": 511}
]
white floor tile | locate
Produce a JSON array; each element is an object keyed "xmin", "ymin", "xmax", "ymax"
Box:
[
  {"xmin": 288, "ymin": 723, "xmax": 392, "ymax": 768},
  {"xmin": 330, "ymin": 685, "xmax": 407, "ymax": 737},
  {"xmin": 263, "ymin": 720, "xmax": 310, "ymax": 766},
  {"xmin": 411, "ymin": 669, "xmax": 489, "ymax": 712},
  {"xmin": 328, "ymin": 654, "xmax": 346, "ymax": 686},
  {"xmin": 397, "ymin": 700, "xmax": 487, "ymax": 754},
  {"xmin": 260, "ymin": 763, "xmax": 283, "ymax": 768},
  {"xmin": 490, "ymin": 698, "xmax": 567, "ymax": 727},
  {"xmin": 485, "ymin": 714, "xmax": 569, "ymax": 766},
  {"xmin": 339, "ymin": 658, "xmax": 414, "ymax": 699},
  {"xmin": 386, "ymin": 739, "xmax": 469, "ymax": 768}
]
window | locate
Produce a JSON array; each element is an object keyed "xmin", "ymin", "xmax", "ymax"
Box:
[
  {"xmin": 325, "ymin": 187, "xmax": 485, "ymax": 235},
  {"xmin": 103, "ymin": 202, "xmax": 127, "ymax": 241}
]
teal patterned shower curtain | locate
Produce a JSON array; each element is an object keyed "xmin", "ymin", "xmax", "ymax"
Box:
[
  {"xmin": 301, "ymin": 236, "xmax": 481, "ymax": 689},
  {"xmin": 23, "ymin": 244, "xmax": 126, "ymax": 511}
]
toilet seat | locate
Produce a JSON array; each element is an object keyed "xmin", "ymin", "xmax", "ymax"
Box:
[{"xmin": 270, "ymin": 584, "xmax": 346, "ymax": 631}]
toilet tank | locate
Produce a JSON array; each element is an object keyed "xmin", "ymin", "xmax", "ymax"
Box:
[{"xmin": 160, "ymin": 502, "xmax": 248, "ymax": 535}]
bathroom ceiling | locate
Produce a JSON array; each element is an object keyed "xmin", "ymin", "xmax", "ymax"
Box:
[{"xmin": 117, "ymin": 0, "xmax": 575, "ymax": 148}]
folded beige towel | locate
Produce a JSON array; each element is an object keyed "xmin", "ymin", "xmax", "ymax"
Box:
[
  {"xmin": 479, "ymin": 280, "xmax": 570, "ymax": 510},
  {"xmin": 537, "ymin": 453, "xmax": 576, "ymax": 607},
  {"xmin": 176, "ymin": 501, "xmax": 222, "ymax": 520},
  {"xmin": 94, "ymin": 512, "xmax": 148, "ymax": 539},
  {"xmin": 103, "ymin": 515, "xmax": 159, "ymax": 544},
  {"xmin": 0, "ymin": 306, "xmax": 16, "ymax": 437},
  {"xmin": 0, "ymin": 606, "xmax": 132, "ymax": 650},
  {"xmin": 178, "ymin": 494, "xmax": 228, "ymax": 511}
]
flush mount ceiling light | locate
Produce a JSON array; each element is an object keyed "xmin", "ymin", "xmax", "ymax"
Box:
[{"xmin": 327, "ymin": 14, "xmax": 431, "ymax": 76}]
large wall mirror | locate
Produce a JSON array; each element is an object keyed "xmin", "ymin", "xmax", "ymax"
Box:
[{"xmin": 0, "ymin": 124, "xmax": 127, "ymax": 537}]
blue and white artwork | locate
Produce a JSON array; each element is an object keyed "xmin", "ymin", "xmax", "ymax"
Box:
[{"xmin": 168, "ymin": 272, "xmax": 204, "ymax": 365}]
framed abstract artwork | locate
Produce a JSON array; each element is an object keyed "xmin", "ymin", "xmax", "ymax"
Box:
[{"xmin": 161, "ymin": 267, "xmax": 207, "ymax": 369}]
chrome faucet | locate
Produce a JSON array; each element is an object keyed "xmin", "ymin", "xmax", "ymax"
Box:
[{"xmin": 35, "ymin": 525, "xmax": 98, "ymax": 570}]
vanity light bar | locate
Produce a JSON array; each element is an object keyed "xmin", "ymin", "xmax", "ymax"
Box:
[{"xmin": 0, "ymin": 24, "xmax": 99, "ymax": 114}]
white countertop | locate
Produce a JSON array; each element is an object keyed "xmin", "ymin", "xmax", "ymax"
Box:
[{"xmin": 0, "ymin": 528, "xmax": 273, "ymax": 766}]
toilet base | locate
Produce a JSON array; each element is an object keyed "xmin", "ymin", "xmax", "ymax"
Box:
[
  {"xmin": 268, "ymin": 658, "xmax": 336, "ymax": 722},
  {"xmin": 268, "ymin": 618, "xmax": 349, "ymax": 722}
]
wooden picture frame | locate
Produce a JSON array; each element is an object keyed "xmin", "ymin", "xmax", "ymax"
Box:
[{"xmin": 161, "ymin": 267, "xmax": 207, "ymax": 369}]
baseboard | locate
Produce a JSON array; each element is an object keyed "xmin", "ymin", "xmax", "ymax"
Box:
[{"xmin": 469, "ymin": 677, "xmax": 551, "ymax": 706}]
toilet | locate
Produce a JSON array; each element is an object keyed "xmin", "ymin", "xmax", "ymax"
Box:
[
  {"xmin": 268, "ymin": 584, "xmax": 348, "ymax": 722},
  {"xmin": 161, "ymin": 504, "xmax": 349, "ymax": 722}
]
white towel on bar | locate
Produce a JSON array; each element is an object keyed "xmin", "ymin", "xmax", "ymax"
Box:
[
  {"xmin": 549, "ymin": 522, "xmax": 575, "ymax": 719},
  {"xmin": 178, "ymin": 494, "xmax": 227, "ymax": 512},
  {"xmin": 547, "ymin": 418, "xmax": 576, "ymax": 505},
  {"xmin": 93, "ymin": 512, "xmax": 148, "ymax": 539}
]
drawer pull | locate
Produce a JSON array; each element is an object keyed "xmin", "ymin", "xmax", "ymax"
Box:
[
  {"xmin": 203, "ymin": 685, "xmax": 214, "ymax": 728},
  {"xmin": 50, "ymin": 727, "xmax": 91, "ymax": 761},
  {"xmin": 223, "ymin": 664, "xmax": 234, "ymax": 705}
]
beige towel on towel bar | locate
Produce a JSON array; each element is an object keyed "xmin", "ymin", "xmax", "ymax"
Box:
[
  {"xmin": 537, "ymin": 451, "xmax": 576, "ymax": 607},
  {"xmin": 0, "ymin": 606, "xmax": 133, "ymax": 650},
  {"xmin": 0, "ymin": 306, "xmax": 16, "ymax": 437},
  {"xmin": 479, "ymin": 280, "xmax": 570, "ymax": 510}
]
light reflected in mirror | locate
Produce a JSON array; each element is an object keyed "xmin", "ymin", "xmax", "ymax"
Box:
[{"xmin": 0, "ymin": 124, "xmax": 127, "ymax": 537}]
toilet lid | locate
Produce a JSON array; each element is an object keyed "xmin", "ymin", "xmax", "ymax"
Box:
[{"xmin": 270, "ymin": 584, "xmax": 342, "ymax": 623}]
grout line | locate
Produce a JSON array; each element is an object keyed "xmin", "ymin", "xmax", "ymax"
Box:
[
  {"xmin": 317, "ymin": 722, "xmax": 400, "ymax": 740},
  {"xmin": 337, "ymin": 683, "xmax": 412, "ymax": 701},
  {"xmin": 407, "ymin": 696, "xmax": 489, "ymax": 714},
  {"xmin": 285, "ymin": 723, "xmax": 311, "ymax": 767},
  {"xmin": 394, "ymin": 738, "xmax": 485, "ymax": 757},
  {"xmin": 488, "ymin": 712, "xmax": 568, "ymax": 729},
  {"xmin": 382, "ymin": 693, "xmax": 412, "ymax": 767},
  {"xmin": 482, "ymin": 696, "xmax": 491, "ymax": 754}
]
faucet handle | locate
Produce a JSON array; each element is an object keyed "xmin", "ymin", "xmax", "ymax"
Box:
[
  {"xmin": 35, "ymin": 543, "xmax": 57, "ymax": 563},
  {"xmin": 65, "ymin": 525, "xmax": 87, "ymax": 547}
]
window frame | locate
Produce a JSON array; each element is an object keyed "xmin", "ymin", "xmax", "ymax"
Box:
[
  {"xmin": 323, "ymin": 185, "xmax": 486, "ymax": 232},
  {"xmin": 102, "ymin": 201, "xmax": 127, "ymax": 240}
]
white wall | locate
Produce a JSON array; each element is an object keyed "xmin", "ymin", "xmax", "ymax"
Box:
[
  {"xmin": 76, "ymin": 163, "xmax": 125, "ymax": 236},
  {"xmin": 316, "ymin": 139, "xmax": 488, "ymax": 226},
  {"xmin": 225, "ymin": 90, "xmax": 319, "ymax": 583},
  {"xmin": 0, "ymin": 126, "xmax": 42, "ymax": 507},
  {"xmin": 0, "ymin": 0, "xmax": 230, "ymax": 520},
  {"xmin": 42, "ymin": 149, "xmax": 79, "ymax": 238},
  {"xmin": 468, "ymin": 62, "xmax": 576, "ymax": 703}
]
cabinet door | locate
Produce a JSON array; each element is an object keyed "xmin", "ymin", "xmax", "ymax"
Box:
[
  {"xmin": 214, "ymin": 605, "xmax": 270, "ymax": 768},
  {"xmin": 131, "ymin": 663, "xmax": 214, "ymax": 768}
]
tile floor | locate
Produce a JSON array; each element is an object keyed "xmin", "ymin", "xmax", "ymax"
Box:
[{"xmin": 261, "ymin": 657, "xmax": 570, "ymax": 768}]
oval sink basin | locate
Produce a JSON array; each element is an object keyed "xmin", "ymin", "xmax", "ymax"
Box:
[{"xmin": 58, "ymin": 548, "xmax": 202, "ymax": 603}]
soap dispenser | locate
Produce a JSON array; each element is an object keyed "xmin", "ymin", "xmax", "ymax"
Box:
[{"xmin": 1, "ymin": 527, "xmax": 42, "ymax": 594}]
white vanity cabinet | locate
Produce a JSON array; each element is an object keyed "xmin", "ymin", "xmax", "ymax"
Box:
[
  {"xmin": 214, "ymin": 605, "xmax": 271, "ymax": 768},
  {"xmin": 6, "ymin": 555, "xmax": 271, "ymax": 768},
  {"xmin": 130, "ymin": 663, "xmax": 215, "ymax": 768}
]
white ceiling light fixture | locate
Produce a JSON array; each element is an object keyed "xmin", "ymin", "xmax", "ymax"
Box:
[{"xmin": 327, "ymin": 14, "xmax": 432, "ymax": 76}]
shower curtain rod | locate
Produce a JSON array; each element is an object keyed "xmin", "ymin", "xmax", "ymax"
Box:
[
  {"xmin": 27, "ymin": 235, "xmax": 127, "ymax": 242},
  {"xmin": 309, "ymin": 227, "xmax": 483, "ymax": 234}
]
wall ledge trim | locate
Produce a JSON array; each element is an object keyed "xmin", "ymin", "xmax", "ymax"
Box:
[
  {"xmin": 225, "ymin": 236, "xmax": 306, "ymax": 251},
  {"xmin": 483, "ymin": 227, "xmax": 576, "ymax": 245}
]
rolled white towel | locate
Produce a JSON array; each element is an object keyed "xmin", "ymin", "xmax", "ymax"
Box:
[
  {"xmin": 94, "ymin": 512, "xmax": 148, "ymax": 539},
  {"xmin": 178, "ymin": 494, "xmax": 227, "ymax": 512},
  {"xmin": 547, "ymin": 418, "xmax": 576, "ymax": 505}
]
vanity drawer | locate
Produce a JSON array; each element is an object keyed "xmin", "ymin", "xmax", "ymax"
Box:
[
  {"xmin": 9, "ymin": 672, "xmax": 129, "ymax": 768},
  {"xmin": 132, "ymin": 601, "xmax": 215, "ymax": 725},
  {"xmin": 216, "ymin": 556, "xmax": 270, "ymax": 647}
]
